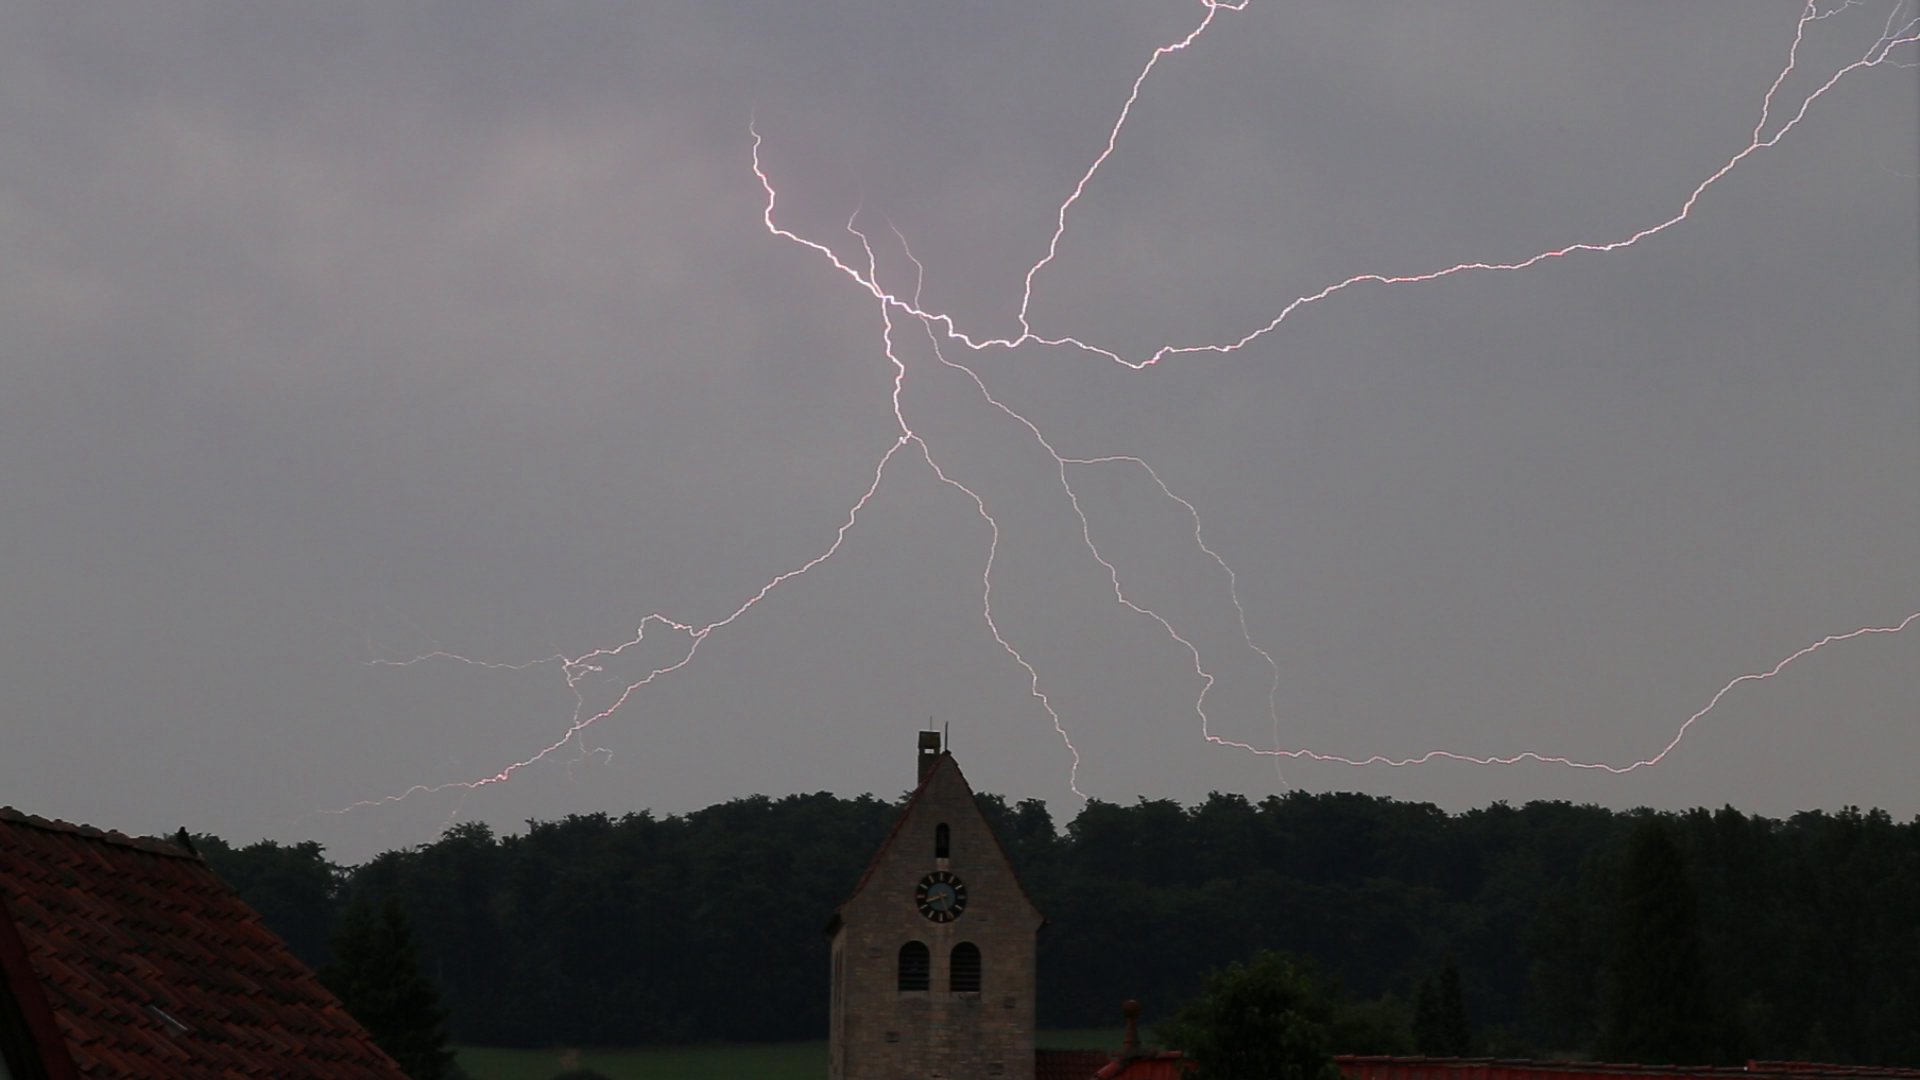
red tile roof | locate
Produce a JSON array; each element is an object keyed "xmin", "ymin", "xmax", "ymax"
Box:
[
  {"xmin": 0, "ymin": 807, "xmax": 407, "ymax": 1078},
  {"xmin": 1336, "ymin": 1059, "xmax": 1920, "ymax": 1080}
]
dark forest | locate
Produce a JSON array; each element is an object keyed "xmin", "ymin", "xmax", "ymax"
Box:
[{"xmin": 195, "ymin": 793, "xmax": 1920, "ymax": 1062}]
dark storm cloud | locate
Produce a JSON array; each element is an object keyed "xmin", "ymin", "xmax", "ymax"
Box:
[{"xmin": 0, "ymin": 2, "xmax": 1912, "ymax": 859}]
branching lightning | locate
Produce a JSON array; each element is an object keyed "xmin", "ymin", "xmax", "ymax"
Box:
[{"xmin": 333, "ymin": 0, "xmax": 1917, "ymax": 816}]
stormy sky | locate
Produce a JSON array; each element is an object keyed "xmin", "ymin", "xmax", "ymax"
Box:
[{"xmin": 2, "ymin": 2, "xmax": 1914, "ymax": 862}]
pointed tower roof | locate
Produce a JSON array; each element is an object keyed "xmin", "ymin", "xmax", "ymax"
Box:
[{"xmin": 826, "ymin": 745, "xmax": 1044, "ymax": 934}]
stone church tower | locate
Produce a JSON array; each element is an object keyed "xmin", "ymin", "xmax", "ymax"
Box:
[{"xmin": 827, "ymin": 732, "xmax": 1044, "ymax": 1080}]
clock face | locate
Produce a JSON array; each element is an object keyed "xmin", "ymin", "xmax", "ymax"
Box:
[{"xmin": 915, "ymin": 870, "xmax": 968, "ymax": 923}]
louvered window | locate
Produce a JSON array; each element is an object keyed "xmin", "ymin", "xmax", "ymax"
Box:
[
  {"xmin": 898, "ymin": 941, "xmax": 930, "ymax": 992},
  {"xmin": 950, "ymin": 942, "xmax": 982, "ymax": 993},
  {"xmin": 935, "ymin": 823, "xmax": 950, "ymax": 859}
]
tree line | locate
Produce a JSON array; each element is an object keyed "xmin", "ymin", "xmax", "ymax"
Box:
[{"xmin": 194, "ymin": 792, "xmax": 1920, "ymax": 1063}]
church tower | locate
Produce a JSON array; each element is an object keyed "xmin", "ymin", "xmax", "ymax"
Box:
[{"xmin": 827, "ymin": 732, "xmax": 1044, "ymax": 1080}]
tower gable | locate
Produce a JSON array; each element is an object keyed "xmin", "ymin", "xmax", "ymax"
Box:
[{"xmin": 833, "ymin": 752, "xmax": 1041, "ymax": 928}]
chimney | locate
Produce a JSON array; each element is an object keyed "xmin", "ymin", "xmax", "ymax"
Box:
[
  {"xmin": 1122, "ymin": 999, "xmax": 1141, "ymax": 1054},
  {"xmin": 917, "ymin": 730, "xmax": 943, "ymax": 783}
]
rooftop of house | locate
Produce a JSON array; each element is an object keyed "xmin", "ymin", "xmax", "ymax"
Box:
[
  {"xmin": 1335, "ymin": 1058, "xmax": 1920, "ymax": 1080},
  {"xmin": 0, "ymin": 807, "xmax": 405, "ymax": 1079}
]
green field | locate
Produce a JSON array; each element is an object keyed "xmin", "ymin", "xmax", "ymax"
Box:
[
  {"xmin": 455, "ymin": 1040, "xmax": 824, "ymax": 1080},
  {"xmin": 456, "ymin": 1029, "xmax": 1125, "ymax": 1080}
]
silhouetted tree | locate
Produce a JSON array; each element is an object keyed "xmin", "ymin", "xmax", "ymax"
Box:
[
  {"xmin": 196, "ymin": 792, "xmax": 1920, "ymax": 1060},
  {"xmin": 1413, "ymin": 960, "xmax": 1473, "ymax": 1055},
  {"xmin": 1598, "ymin": 818, "xmax": 1715, "ymax": 1064},
  {"xmin": 323, "ymin": 896, "xmax": 457, "ymax": 1080},
  {"xmin": 195, "ymin": 834, "xmax": 341, "ymax": 971},
  {"xmin": 1439, "ymin": 960, "xmax": 1472, "ymax": 1055},
  {"xmin": 1415, "ymin": 978, "xmax": 1443, "ymax": 1054},
  {"xmin": 1158, "ymin": 950, "xmax": 1338, "ymax": 1080},
  {"xmin": 1332, "ymin": 994, "xmax": 1415, "ymax": 1054}
]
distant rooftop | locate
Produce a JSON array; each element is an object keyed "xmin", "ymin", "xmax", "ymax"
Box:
[{"xmin": 1337, "ymin": 1057, "xmax": 1920, "ymax": 1080}]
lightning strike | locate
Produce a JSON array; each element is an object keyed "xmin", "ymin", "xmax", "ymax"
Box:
[
  {"xmin": 1212, "ymin": 612, "xmax": 1920, "ymax": 772},
  {"xmin": 339, "ymin": 0, "xmax": 1917, "ymax": 816}
]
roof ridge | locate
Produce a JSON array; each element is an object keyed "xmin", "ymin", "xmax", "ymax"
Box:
[
  {"xmin": 0, "ymin": 807, "xmax": 199, "ymax": 860},
  {"xmin": 830, "ymin": 755, "xmax": 946, "ymax": 918}
]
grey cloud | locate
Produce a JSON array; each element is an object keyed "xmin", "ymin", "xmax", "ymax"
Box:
[{"xmin": 0, "ymin": 1, "xmax": 1912, "ymax": 860}]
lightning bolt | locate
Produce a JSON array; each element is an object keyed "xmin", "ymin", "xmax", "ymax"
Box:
[
  {"xmin": 1210, "ymin": 612, "xmax": 1920, "ymax": 772},
  {"xmin": 753, "ymin": 0, "xmax": 1920, "ymax": 369},
  {"xmin": 332, "ymin": 0, "xmax": 1916, "ymax": 816}
]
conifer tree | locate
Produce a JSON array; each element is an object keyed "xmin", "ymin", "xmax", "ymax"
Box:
[
  {"xmin": 323, "ymin": 895, "xmax": 458, "ymax": 1080},
  {"xmin": 1598, "ymin": 818, "xmax": 1716, "ymax": 1065},
  {"xmin": 1414, "ymin": 961, "xmax": 1472, "ymax": 1056},
  {"xmin": 1414, "ymin": 978, "xmax": 1444, "ymax": 1055},
  {"xmin": 1437, "ymin": 959, "xmax": 1472, "ymax": 1056}
]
